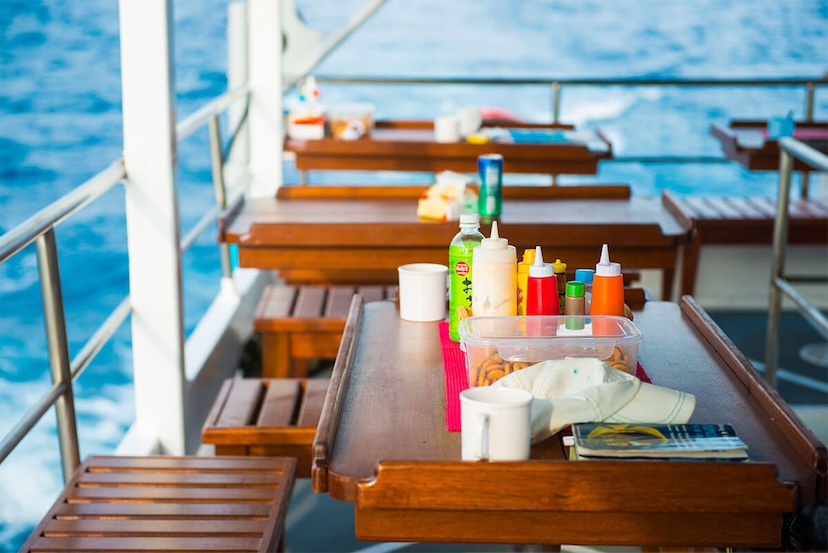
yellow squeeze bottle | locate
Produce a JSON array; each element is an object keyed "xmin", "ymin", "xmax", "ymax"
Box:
[{"xmin": 517, "ymin": 248, "xmax": 536, "ymax": 315}]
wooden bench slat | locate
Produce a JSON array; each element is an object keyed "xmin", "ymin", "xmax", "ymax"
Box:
[
  {"xmin": 42, "ymin": 519, "xmax": 269, "ymax": 536},
  {"xmin": 325, "ymin": 285, "xmax": 359, "ymax": 318},
  {"xmin": 356, "ymin": 285, "xmax": 385, "ymax": 304},
  {"xmin": 55, "ymin": 502, "xmax": 275, "ymax": 519},
  {"xmin": 68, "ymin": 487, "xmax": 282, "ymax": 501},
  {"xmin": 293, "ymin": 286, "xmax": 326, "ymax": 318},
  {"xmin": 83, "ymin": 456, "xmax": 290, "ymax": 472},
  {"xmin": 254, "ymin": 285, "xmax": 296, "ymax": 320},
  {"xmin": 78, "ymin": 472, "xmax": 284, "ymax": 486},
  {"xmin": 25, "ymin": 536, "xmax": 264, "ymax": 551},
  {"xmin": 258, "ymin": 379, "xmax": 301, "ymax": 427},
  {"xmin": 213, "ymin": 379, "xmax": 265, "ymax": 429},
  {"xmin": 296, "ymin": 379, "xmax": 329, "ymax": 428}
]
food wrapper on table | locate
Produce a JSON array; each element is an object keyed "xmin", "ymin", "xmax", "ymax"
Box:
[{"xmin": 416, "ymin": 171, "xmax": 479, "ymax": 222}]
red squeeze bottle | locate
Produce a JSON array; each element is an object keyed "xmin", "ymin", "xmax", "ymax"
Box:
[
  {"xmin": 590, "ymin": 244, "xmax": 625, "ymax": 335},
  {"xmin": 526, "ymin": 246, "xmax": 559, "ymax": 316}
]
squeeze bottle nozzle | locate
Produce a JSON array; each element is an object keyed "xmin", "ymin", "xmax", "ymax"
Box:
[
  {"xmin": 529, "ymin": 246, "xmax": 554, "ymax": 277},
  {"xmin": 595, "ymin": 244, "xmax": 621, "ymax": 277},
  {"xmin": 481, "ymin": 220, "xmax": 507, "ymax": 249}
]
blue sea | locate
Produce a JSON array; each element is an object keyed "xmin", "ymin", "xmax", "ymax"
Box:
[{"xmin": 1, "ymin": 0, "xmax": 826, "ymax": 549}]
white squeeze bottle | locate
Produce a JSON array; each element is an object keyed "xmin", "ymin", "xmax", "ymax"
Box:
[{"xmin": 471, "ymin": 221, "xmax": 517, "ymax": 316}]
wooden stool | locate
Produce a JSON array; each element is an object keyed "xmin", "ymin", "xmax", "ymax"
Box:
[
  {"xmin": 20, "ymin": 455, "xmax": 296, "ymax": 553},
  {"xmin": 254, "ymin": 284, "xmax": 397, "ymax": 378},
  {"xmin": 203, "ymin": 378, "xmax": 326, "ymax": 478}
]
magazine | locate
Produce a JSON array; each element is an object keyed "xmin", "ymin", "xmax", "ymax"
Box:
[{"xmin": 570, "ymin": 423, "xmax": 749, "ymax": 460}]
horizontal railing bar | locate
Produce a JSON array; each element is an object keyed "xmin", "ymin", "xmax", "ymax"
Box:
[
  {"xmin": 773, "ymin": 276, "xmax": 828, "ymax": 341},
  {"xmin": 177, "ymin": 85, "xmax": 249, "ymax": 141},
  {"xmin": 70, "ymin": 296, "xmax": 132, "ymax": 380},
  {"xmin": 316, "ymin": 76, "xmax": 828, "ymax": 88},
  {"xmin": 0, "ymin": 381, "xmax": 69, "ymax": 464},
  {"xmin": 779, "ymin": 136, "xmax": 828, "ymax": 171},
  {"xmin": 609, "ymin": 156, "xmax": 730, "ymax": 164},
  {"xmin": 180, "ymin": 207, "xmax": 219, "ymax": 253},
  {"xmin": 0, "ymin": 161, "xmax": 126, "ymax": 264}
]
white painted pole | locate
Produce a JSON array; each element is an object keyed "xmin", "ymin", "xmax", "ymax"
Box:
[
  {"xmin": 119, "ymin": 0, "xmax": 186, "ymax": 454},
  {"xmin": 247, "ymin": 0, "xmax": 284, "ymax": 197},
  {"xmin": 228, "ymin": 2, "xmax": 250, "ymax": 169}
]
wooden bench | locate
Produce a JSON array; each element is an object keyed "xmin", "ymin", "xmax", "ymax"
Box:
[
  {"xmin": 255, "ymin": 284, "xmax": 397, "ymax": 378},
  {"xmin": 662, "ymin": 190, "xmax": 828, "ymax": 296},
  {"xmin": 202, "ymin": 377, "xmax": 327, "ymax": 478},
  {"xmin": 20, "ymin": 455, "xmax": 296, "ymax": 553}
]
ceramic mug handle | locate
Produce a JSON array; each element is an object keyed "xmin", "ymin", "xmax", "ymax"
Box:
[{"xmin": 478, "ymin": 413, "xmax": 490, "ymax": 461}]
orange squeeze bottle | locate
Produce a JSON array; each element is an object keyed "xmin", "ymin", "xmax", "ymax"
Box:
[{"xmin": 590, "ymin": 244, "xmax": 625, "ymax": 335}]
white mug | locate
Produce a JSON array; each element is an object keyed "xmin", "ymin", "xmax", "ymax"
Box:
[
  {"xmin": 398, "ymin": 263, "xmax": 448, "ymax": 322},
  {"xmin": 434, "ymin": 115, "xmax": 461, "ymax": 143},
  {"xmin": 460, "ymin": 387, "xmax": 532, "ymax": 461}
]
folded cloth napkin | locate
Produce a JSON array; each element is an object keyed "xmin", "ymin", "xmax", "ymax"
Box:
[{"xmin": 491, "ymin": 358, "xmax": 696, "ymax": 443}]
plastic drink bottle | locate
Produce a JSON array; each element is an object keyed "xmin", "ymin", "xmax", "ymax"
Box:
[
  {"xmin": 526, "ymin": 246, "xmax": 559, "ymax": 316},
  {"xmin": 516, "ymin": 248, "xmax": 536, "ymax": 316},
  {"xmin": 471, "ymin": 221, "xmax": 517, "ymax": 316},
  {"xmin": 591, "ymin": 244, "xmax": 626, "ymax": 335},
  {"xmin": 449, "ymin": 213, "xmax": 485, "ymax": 341},
  {"xmin": 552, "ymin": 258, "xmax": 567, "ymax": 314},
  {"xmin": 574, "ymin": 268, "xmax": 595, "ymax": 314},
  {"xmin": 477, "ymin": 154, "xmax": 504, "ymax": 218},
  {"xmin": 565, "ymin": 281, "xmax": 586, "ymax": 330}
]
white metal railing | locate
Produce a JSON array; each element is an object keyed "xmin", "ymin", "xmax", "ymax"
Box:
[{"xmin": 764, "ymin": 137, "xmax": 828, "ymax": 387}]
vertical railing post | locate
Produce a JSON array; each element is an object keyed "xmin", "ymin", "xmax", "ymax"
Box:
[
  {"xmin": 551, "ymin": 81, "xmax": 561, "ymax": 124},
  {"xmin": 36, "ymin": 229, "xmax": 81, "ymax": 482},
  {"xmin": 247, "ymin": 0, "xmax": 284, "ymax": 197},
  {"xmin": 119, "ymin": 0, "xmax": 187, "ymax": 454},
  {"xmin": 764, "ymin": 147, "xmax": 794, "ymax": 389},
  {"xmin": 228, "ymin": 2, "xmax": 250, "ymax": 168},
  {"xmin": 799, "ymin": 81, "xmax": 815, "ymax": 198},
  {"xmin": 208, "ymin": 114, "xmax": 233, "ymax": 279}
]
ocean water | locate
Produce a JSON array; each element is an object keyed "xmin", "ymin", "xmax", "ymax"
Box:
[{"xmin": 0, "ymin": 0, "xmax": 826, "ymax": 549}]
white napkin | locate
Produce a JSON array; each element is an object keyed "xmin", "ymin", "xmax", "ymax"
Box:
[{"xmin": 490, "ymin": 358, "xmax": 696, "ymax": 443}]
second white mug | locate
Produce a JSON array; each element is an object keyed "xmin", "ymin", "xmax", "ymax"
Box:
[{"xmin": 459, "ymin": 386, "xmax": 532, "ymax": 461}]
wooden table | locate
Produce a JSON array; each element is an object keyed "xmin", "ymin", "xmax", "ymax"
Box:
[
  {"xmin": 311, "ymin": 296, "xmax": 826, "ymax": 548},
  {"xmin": 711, "ymin": 119, "xmax": 828, "ymax": 172},
  {"xmin": 221, "ymin": 185, "xmax": 691, "ymax": 300},
  {"xmin": 285, "ymin": 120, "xmax": 613, "ymax": 176}
]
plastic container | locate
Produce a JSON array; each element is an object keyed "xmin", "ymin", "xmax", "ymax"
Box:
[
  {"xmin": 471, "ymin": 221, "xmax": 517, "ymax": 316},
  {"xmin": 526, "ymin": 246, "xmax": 559, "ymax": 316},
  {"xmin": 459, "ymin": 315, "xmax": 642, "ymax": 387},
  {"xmin": 327, "ymin": 103, "xmax": 376, "ymax": 139},
  {"xmin": 449, "ymin": 214, "xmax": 485, "ymax": 342}
]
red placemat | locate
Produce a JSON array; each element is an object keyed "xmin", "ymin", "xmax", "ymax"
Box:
[{"xmin": 438, "ymin": 321, "xmax": 651, "ymax": 432}]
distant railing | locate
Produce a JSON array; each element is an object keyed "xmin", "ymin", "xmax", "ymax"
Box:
[
  {"xmin": 315, "ymin": 75, "xmax": 825, "ymax": 127},
  {"xmin": 0, "ymin": 84, "xmax": 249, "ymax": 482}
]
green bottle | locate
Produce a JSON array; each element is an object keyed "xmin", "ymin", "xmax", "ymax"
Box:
[{"xmin": 449, "ymin": 213, "xmax": 484, "ymax": 342}]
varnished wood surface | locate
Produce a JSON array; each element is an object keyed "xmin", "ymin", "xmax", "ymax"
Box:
[
  {"xmin": 711, "ymin": 120, "xmax": 828, "ymax": 171},
  {"xmin": 285, "ymin": 119, "xmax": 611, "ymax": 176},
  {"xmin": 223, "ymin": 189, "xmax": 692, "ymax": 298},
  {"xmin": 21, "ymin": 455, "xmax": 296, "ymax": 553},
  {"xmin": 311, "ymin": 297, "xmax": 826, "ymax": 547},
  {"xmin": 203, "ymin": 378, "xmax": 328, "ymax": 477}
]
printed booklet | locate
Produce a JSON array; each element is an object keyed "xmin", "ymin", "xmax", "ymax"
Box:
[{"xmin": 571, "ymin": 423, "xmax": 749, "ymax": 460}]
